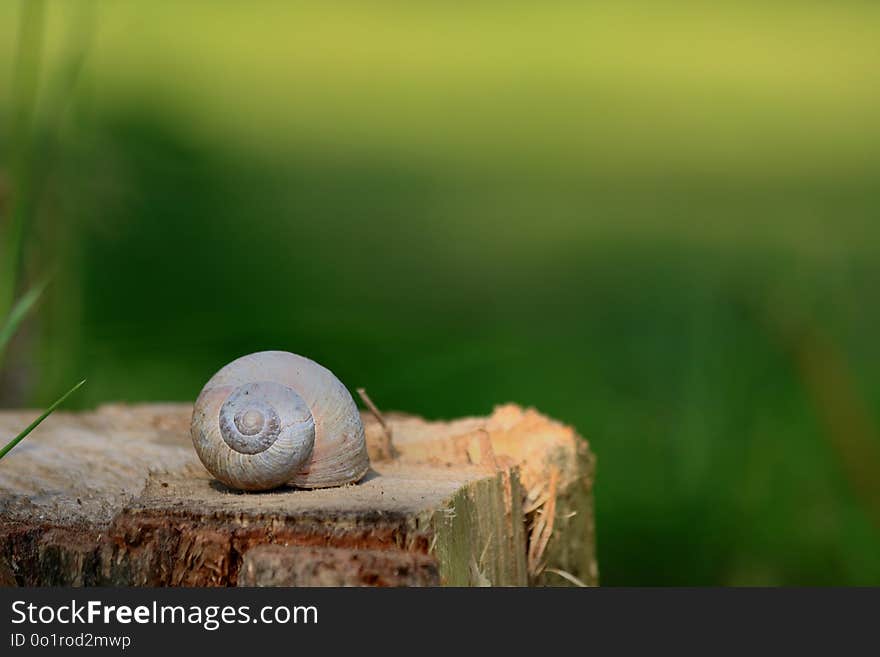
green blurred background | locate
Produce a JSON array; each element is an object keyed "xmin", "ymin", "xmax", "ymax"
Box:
[{"xmin": 2, "ymin": 1, "xmax": 880, "ymax": 585}]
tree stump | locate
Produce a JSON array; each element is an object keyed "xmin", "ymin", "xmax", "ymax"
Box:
[{"xmin": 0, "ymin": 403, "xmax": 597, "ymax": 586}]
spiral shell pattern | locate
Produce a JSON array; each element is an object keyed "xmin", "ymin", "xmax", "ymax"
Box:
[{"xmin": 191, "ymin": 351, "xmax": 370, "ymax": 491}]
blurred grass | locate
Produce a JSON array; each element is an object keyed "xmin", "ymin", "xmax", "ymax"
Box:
[
  {"xmin": 0, "ymin": 280, "xmax": 45, "ymax": 366},
  {"xmin": 0, "ymin": 0, "xmax": 45, "ymax": 322},
  {"xmin": 1, "ymin": 1, "xmax": 880, "ymax": 584}
]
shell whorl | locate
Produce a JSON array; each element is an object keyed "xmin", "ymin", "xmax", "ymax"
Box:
[{"xmin": 191, "ymin": 351, "xmax": 370, "ymax": 491}]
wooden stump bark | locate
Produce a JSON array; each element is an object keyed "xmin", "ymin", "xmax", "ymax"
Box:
[{"xmin": 0, "ymin": 403, "xmax": 597, "ymax": 587}]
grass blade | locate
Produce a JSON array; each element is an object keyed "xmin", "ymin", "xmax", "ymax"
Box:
[
  {"xmin": 0, "ymin": 280, "xmax": 47, "ymax": 358},
  {"xmin": 0, "ymin": 378, "xmax": 86, "ymax": 461}
]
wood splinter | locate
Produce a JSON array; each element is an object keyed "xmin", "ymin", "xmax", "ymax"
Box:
[{"xmin": 357, "ymin": 387, "xmax": 397, "ymax": 460}]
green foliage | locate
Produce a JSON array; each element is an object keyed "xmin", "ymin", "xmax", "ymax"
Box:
[{"xmin": 0, "ymin": 1, "xmax": 84, "ymax": 464}]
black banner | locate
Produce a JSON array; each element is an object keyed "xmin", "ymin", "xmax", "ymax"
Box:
[{"xmin": 1, "ymin": 588, "xmax": 876, "ymax": 654}]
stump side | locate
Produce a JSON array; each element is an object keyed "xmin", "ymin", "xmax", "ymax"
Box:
[{"xmin": 366, "ymin": 404, "xmax": 598, "ymax": 585}]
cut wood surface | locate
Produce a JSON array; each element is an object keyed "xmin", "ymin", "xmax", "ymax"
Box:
[{"xmin": 0, "ymin": 403, "xmax": 596, "ymax": 587}]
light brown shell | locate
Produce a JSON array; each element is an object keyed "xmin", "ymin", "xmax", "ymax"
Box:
[{"xmin": 191, "ymin": 351, "xmax": 370, "ymax": 491}]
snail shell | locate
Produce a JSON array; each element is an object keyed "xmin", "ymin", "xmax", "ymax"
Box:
[{"xmin": 191, "ymin": 351, "xmax": 370, "ymax": 491}]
